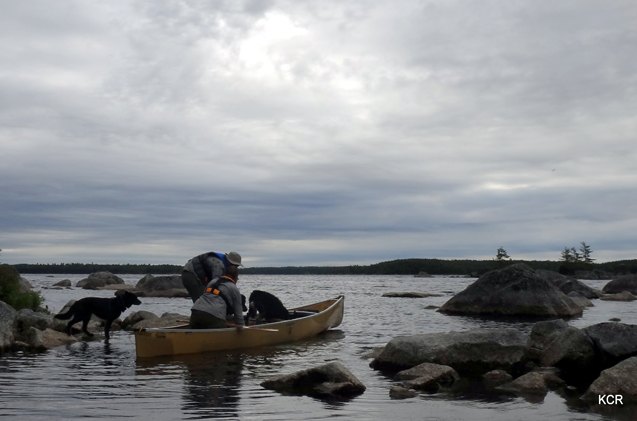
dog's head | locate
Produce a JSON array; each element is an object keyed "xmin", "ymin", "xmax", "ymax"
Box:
[{"xmin": 115, "ymin": 290, "xmax": 142, "ymax": 308}]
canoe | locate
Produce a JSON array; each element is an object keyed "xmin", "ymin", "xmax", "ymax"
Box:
[{"xmin": 135, "ymin": 295, "xmax": 344, "ymax": 358}]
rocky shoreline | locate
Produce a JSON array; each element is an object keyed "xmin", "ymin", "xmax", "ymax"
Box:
[{"xmin": 2, "ymin": 264, "xmax": 637, "ymax": 411}]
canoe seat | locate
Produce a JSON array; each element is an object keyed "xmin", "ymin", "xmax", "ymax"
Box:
[{"xmin": 288, "ymin": 310, "xmax": 318, "ymax": 319}]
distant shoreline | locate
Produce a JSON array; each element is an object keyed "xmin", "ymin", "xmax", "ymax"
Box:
[{"xmin": 10, "ymin": 258, "xmax": 637, "ymax": 276}]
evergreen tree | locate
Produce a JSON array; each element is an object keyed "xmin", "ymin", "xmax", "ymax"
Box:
[
  {"xmin": 579, "ymin": 241, "xmax": 594, "ymax": 263},
  {"xmin": 495, "ymin": 247, "xmax": 511, "ymax": 261}
]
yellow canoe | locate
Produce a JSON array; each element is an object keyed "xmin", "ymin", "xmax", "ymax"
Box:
[{"xmin": 135, "ymin": 295, "xmax": 344, "ymax": 358}]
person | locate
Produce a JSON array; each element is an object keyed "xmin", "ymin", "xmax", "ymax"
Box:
[
  {"xmin": 190, "ymin": 265, "xmax": 244, "ymax": 330},
  {"xmin": 181, "ymin": 251, "xmax": 242, "ymax": 302}
]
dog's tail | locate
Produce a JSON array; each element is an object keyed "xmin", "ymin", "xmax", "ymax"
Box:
[{"xmin": 54, "ymin": 308, "xmax": 74, "ymax": 320}]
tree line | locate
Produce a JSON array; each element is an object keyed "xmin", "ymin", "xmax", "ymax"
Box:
[{"xmin": 12, "ymin": 258, "xmax": 637, "ymax": 276}]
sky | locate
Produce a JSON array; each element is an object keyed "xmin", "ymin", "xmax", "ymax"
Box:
[{"xmin": 1, "ymin": 0, "xmax": 636, "ymax": 267}]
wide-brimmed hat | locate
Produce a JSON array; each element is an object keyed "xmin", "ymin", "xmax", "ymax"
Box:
[{"xmin": 225, "ymin": 251, "xmax": 242, "ymax": 266}]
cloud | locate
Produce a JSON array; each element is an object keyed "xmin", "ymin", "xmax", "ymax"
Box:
[{"xmin": 1, "ymin": 0, "xmax": 636, "ymax": 266}]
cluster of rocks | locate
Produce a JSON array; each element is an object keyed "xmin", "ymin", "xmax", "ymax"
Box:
[
  {"xmin": 368, "ymin": 321, "xmax": 637, "ymax": 405},
  {"xmin": 366, "ymin": 264, "xmax": 637, "ymax": 408},
  {"xmin": 60, "ymin": 271, "xmax": 190, "ymax": 298}
]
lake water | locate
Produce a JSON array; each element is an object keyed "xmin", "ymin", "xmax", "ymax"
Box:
[{"xmin": 1, "ymin": 273, "xmax": 636, "ymax": 420}]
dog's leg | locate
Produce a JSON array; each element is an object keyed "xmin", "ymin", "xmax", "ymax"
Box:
[
  {"xmin": 103, "ymin": 319, "xmax": 113, "ymax": 340},
  {"xmin": 81, "ymin": 315, "xmax": 94, "ymax": 337},
  {"xmin": 65, "ymin": 314, "xmax": 82, "ymax": 335}
]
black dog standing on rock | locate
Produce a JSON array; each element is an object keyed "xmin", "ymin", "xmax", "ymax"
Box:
[
  {"xmin": 246, "ymin": 290, "xmax": 290, "ymax": 324},
  {"xmin": 54, "ymin": 290, "xmax": 141, "ymax": 340}
]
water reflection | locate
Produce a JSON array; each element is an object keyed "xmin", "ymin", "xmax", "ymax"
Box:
[{"xmin": 138, "ymin": 353, "xmax": 243, "ymax": 419}]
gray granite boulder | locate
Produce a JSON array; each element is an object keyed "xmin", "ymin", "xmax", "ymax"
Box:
[
  {"xmin": 76, "ymin": 272, "xmax": 125, "ymax": 289},
  {"xmin": 135, "ymin": 274, "xmax": 188, "ymax": 297},
  {"xmin": 261, "ymin": 361, "xmax": 366, "ymax": 399},
  {"xmin": 52, "ymin": 279, "xmax": 72, "ymax": 287},
  {"xmin": 439, "ymin": 264, "xmax": 583, "ymax": 317},
  {"xmin": 583, "ymin": 323, "xmax": 637, "ymax": 366},
  {"xmin": 525, "ymin": 319, "xmax": 596, "ymax": 377},
  {"xmin": 602, "ymin": 275, "xmax": 637, "ymax": 294},
  {"xmin": 583, "ymin": 356, "xmax": 637, "ymax": 403},
  {"xmin": 537, "ymin": 270, "xmax": 602, "ymax": 299},
  {"xmin": 370, "ymin": 328, "xmax": 528, "ymax": 375}
]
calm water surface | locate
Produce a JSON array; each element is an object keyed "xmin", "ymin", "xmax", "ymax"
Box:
[{"xmin": 1, "ymin": 274, "xmax": 636, "ymax": 420}]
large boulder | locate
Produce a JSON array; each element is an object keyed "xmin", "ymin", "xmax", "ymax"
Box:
[
  {"xmin": 583, "ymin": 323, "xmax": 637, "ymax": 367},
  {"xmin": 370, "ymin": 328, "xmax": 528, "ymax": 376},
  {"xmin": 536, "ymin": 270, "xmax": 602, "ymax": 299},
  {"xmin": 583, "ymin": 356, "xmax": 637, "ymax": 403},
  {"xmin": 76, "ymin": 272, "xmax": 125, "ymax": 289},
  {"xmin": 261, "ymin": 361, "xmax": 366, "ymax": 399},
  {"xmin": 525, "ymin": 320, "xmax": 596, "ymax": 381},
  {"xmin": 439, "ymin": 264, "xmax": 583, "ymax": 317},
  {"xmin": 602, "ymin": 275, "xmax": 637, "ymax": 294},
  {"xmin": 0, "ymin": 301, "xmax": 17, "ymax": 351},
  {"xmin": 135, "ymin": 275, "xmax": 188, "ymax": 297}
]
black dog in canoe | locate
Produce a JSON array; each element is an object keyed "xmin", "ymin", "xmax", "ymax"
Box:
[
  {"xmin": 245, "ymin": 290, "xmax": 289, "ymax": 323},
  {"xmin": 54, "ymin": 290, "xmax": 141, "ymax": 340}
]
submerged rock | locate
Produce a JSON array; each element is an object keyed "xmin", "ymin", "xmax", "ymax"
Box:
[
  {"xmin": 396, "ymin": 362, "xmax": 459, "ymax": 392},
  {"xmin": 439, "ymin": 264, "xmax": 583, "ymax": 317},
  {"xmin": 382, "ymin": 292, "xmax": 441, "ymax": 298}
]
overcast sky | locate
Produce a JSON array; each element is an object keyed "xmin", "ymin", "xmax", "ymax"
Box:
[{"xmin": 1, "ymin": 1, "xmax": 636, "ymax": 267}]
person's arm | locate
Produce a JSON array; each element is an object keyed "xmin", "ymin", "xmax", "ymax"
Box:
[{"xmin": 230, "ymin": 285, "xmax": 245, "ymax": 328}]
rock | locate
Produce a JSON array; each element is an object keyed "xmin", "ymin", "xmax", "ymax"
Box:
[
  {"xmin": 76, "ymin": 272, "xmax": 125, "ymax": 289},
  {"xmin": 583, "ymin": 323, "xmax": 637, "ymax": 367},
  {"xmin": 600, "ymin": 291, "xmax": 637, "ymax": 301},
  {"xmin": 396, "ymin": 362, "xmax": 459, "ymax": 392},
  {"xmin": 370, "ymin": 328, "xmax": 528, "ymax": 375},
  {"xmin": 389, "ymin": 386, "xmax": 418, "ymax": 399},
  {"xmin": 382, "ymin": 292, "xmax": 441, "ymax": 298},
  {"xmin": 0, "ymin": 301, "xmax": 17, "ymax": 351},
  {"xmin": 135, "ymin": 275, "xmax": 188, "ymax": 297},
  {"xmin": 18, "ymin": 276, "xmax": 34, "ymax": 292},
  {"xmin": 15, "ymin": 309, "xmax": 53, "ymax": 333},
  {"xmin": 52, "ymin": 279, "xmax": 71, "ymax": 287},
  {"xmin": 483, "ymin": 370, "xmax": 513, "ymax": 389},
  {"xmin": 124, "ymin": 312, "xmax": 187, "ymax": 329},
  {"xmin": 40, "ymin": 328, "xmax": 77, "ymax": 349},
  {"xmin": 525, "ymin": 320, "xmax": 596, "ymax": 379},
  {"xmin": 603, "ymin": 275, "xmax": 637, "ymax": 294},
  {"xmin": 439, "ymin": 264, "xmax": 583, "ymax": 317},
  {"xmin": 537, "ymin": 270, "xmax": 603, "ymax": 299},
  {"xmin": 498, "ymin": 371, "xmax": 548, "ymax": 396},
  {"xmin": 261, "ymin": 361, "xmax": 366, "ymax": 399},
  {"xmin": 583, "ymin": 356, "xmax": 637, "ymax": 403},
  {"xmin": 567, "ymin": 292, "xmax": 593, "ymax": 308},
  {"xmin": 121, "ymin": 310, "xmax": 159, "ymax": 329},
  {"xmin": 137, "ymin": 274, "xmax": 155, "ymax": 289}
]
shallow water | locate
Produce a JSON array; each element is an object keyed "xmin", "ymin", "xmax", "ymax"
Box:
[{"xmin": 2, "ymin": 274, "xmax": 636, "ymax": 420}]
